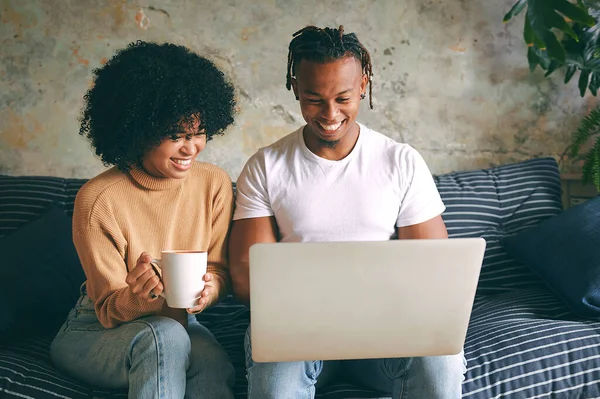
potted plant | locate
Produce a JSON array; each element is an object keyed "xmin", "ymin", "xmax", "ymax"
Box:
[{"xmin": 504, "ymin": 0, "xmax": 600, "ymax": 190}]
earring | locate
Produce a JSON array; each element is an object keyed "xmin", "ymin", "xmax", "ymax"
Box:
[{"xmin": 360, "ymin": 93, "xmax": 365, "ymax": 100}]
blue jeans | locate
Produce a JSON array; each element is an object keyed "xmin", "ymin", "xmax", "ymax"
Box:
[
  {"xmin": 51, "ymin": 290, "xmax": 235, "ymax": 399},
  {"xmin": 244, "ymin": 326, "xmax": 466, "ymax": 399}
]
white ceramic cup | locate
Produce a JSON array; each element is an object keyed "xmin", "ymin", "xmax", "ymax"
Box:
[{"xmin": 151, "ymin": 250, "xmax": 207, "ymax": 308}]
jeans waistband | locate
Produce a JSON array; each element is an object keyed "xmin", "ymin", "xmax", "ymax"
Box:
[{"xmin": 76, "ymin": 282, "xmax": 94, "ymax": 310}]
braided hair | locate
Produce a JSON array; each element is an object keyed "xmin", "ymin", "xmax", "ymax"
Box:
[{"xmin": 286, "ymin": 25, "xmax": 374, "ymax": 109}]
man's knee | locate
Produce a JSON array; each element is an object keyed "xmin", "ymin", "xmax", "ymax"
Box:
[
  {"xmin": 399, "ymin": 353, "xmax": 466, "ymax": 398},
  {"xmin": 245, "ymin": 325, "xmax": 322, "ymax": 398},
  {"xmin": 347, "ymin": 353, "xmax": 465, "ymax": 395},
  {"xmin": 415, "ymin": 352, "xmax": 467, "ymax": 381},
  {"xmin": 247, "ymin": 360, "xmax": 321, "ymax": 399}
]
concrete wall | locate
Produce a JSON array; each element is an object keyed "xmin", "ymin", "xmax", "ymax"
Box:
[{"xmin": 1, "ymin": 0, "xmax": 595, "ymax": 179}]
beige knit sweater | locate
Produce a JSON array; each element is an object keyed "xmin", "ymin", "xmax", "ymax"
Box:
[{"xmin": 72, "ymin": 162, "xmax": 233, "ymax": 328}]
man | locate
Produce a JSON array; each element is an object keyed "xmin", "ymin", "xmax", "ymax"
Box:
[{"xmin": 229, "ymin": 25, "xmax": 466, "ymax": 398}]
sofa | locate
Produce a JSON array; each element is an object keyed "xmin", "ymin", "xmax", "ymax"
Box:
[{"xmin": 1, "ymin": 156, "xmax": 599, "ymax": 398}]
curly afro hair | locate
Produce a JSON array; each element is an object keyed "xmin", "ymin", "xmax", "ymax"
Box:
[{"xmin": 79, "ymin": 40, "xmax": 236, "ymax": 170}]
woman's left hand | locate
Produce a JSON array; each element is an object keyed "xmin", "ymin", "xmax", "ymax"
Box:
[{"xmin": 187, "ymin": 273, "xmax": 221, "ymax": 314}]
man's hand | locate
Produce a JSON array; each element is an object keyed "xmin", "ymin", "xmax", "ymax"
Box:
[
  {"xmin": 125, "ymin": 252, "xmax": 164, "ymax": 302},
  {"xmin": 187, "ymin": 273, "xmax": 221, "ymax": 314}
]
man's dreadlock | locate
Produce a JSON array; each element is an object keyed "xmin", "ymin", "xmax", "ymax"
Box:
[{"xmin": 286, "ymin": 25, "xmax": 374, "ymax": 109}]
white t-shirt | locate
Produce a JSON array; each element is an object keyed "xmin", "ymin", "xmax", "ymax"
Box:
[{"xmin": 234, "ymin": 123, "xmax": 445, "ymax": 242}]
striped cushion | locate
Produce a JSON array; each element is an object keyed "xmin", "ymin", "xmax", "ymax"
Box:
[
  {"xmin": 463, "ymin": 289, "xmax": 600, "ymax": 398},
  {"xmin": 435, "ymin": 157, "xmax": 563, "ymax": 295},
  {"xmin": 0, "ymin": 176, "xmax": 86, "ymax": 239},
  {"xmin": 0, "ymin": 337, "xmax": 127, "ymax": 398}
]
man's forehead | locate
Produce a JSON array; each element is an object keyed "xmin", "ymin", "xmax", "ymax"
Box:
[
  {"xmin": 295, "ymin": 58, "xmax": 363, "ymax": 87},
  {"xmin": 295, "ymin": 56, "xmax": 362, "ymax": 73}
]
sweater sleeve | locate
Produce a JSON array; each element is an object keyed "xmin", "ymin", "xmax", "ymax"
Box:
[
  {"xmin": 206, "ymin": 171, "xmax": 234, "ymax": 297},
  {"xmin": 73, "ymin": 191, "xmax": 162, "ymax": 329}
]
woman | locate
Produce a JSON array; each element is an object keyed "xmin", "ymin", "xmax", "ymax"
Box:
[{"xmin": 51, "ymin": 41, "xmax": 236, "ymax": 398}]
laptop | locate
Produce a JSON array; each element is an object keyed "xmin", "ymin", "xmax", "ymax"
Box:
[{"xmin": 249, "ymin": 238, "xmax": 486, "ymax": 362}]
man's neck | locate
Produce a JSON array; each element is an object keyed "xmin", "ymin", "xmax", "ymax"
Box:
[{"xmin": 303, "ymin": 123, "xmax": 360, "ymax": 161}]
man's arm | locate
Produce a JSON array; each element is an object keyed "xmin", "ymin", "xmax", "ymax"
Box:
[
  {"xmin": 397, "ymin": 215, "xmax": 448, "ymax": 239},
  {"xmin": 229, "ymin": 216, "xmax": 278, "ymax": 305}
]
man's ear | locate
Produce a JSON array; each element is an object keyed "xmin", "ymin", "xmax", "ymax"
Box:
[
  {"xmin": 360, "ymin": 73, "xmax": 368, "ymax": 96},
  {"xmin": 291, "ymin": 78, "xmax": 300, "ymax": 100}
]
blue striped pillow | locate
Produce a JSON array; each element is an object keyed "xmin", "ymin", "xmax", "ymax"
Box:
[
  {"xmin": 0, "ymin": 175, "xmax": 86, "ymax": 239},
  {"xmin": 435, "ymin": 158, "xmax": 563, "ymax": 295}
]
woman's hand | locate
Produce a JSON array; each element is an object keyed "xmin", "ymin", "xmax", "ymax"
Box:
[
  {"xmin": 125, "ymin": 252, "xmax": 164, "ymax": 302},
  {"xmin": 187, "ymin": 273, "xmax": 221, "ymax": 314}
]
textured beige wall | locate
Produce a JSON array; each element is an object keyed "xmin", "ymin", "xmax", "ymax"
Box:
[{"xmin": 0, "ymin": 0, "xmax": 596, "ymax": 179}]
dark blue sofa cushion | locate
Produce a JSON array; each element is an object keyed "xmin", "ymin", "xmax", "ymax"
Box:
[
  {"xmin": 0, "ymin": 206, "xmax": 86, "ymax": 341},
  {"xmin": 503, "ymin": 195, "xmax": 600, "ymax": 316}
]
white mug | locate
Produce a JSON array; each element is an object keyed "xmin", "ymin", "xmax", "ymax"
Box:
[{"xmin": 151, "ymin": 250, "xmax": 207, "ymax": 308}]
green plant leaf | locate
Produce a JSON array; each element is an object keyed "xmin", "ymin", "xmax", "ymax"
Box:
[
  {"xmin": 528, "ymin": 45, "xmax": 552, "ymax": 71},
  {"xmin": 583, "ymin": 0, "xmax": 600, "ymax": 20},
  {"xmin": 580, "ymin": 138, "xmax": 600, "ymax": 190},
  {"xmin": 527, "ymin": 47, "xmax": 540, "ymax": 71},
  {"xmin": 523, "ymin": 0, "xmax": 595, "ymax": 66},
  {"xmin": 553, "ymin": 0, "xmax": 596, "ymax": 27},
  {"xmin": 581, "ymin": 149, "xmax": 595, "ymax": 185},
  {"xmin": 565, "ymin": 64, "xmax": 578, "ymax": 83},
  {"xmin": 504, "ymin": 0, "xmax": 528, "ymax": 22},
  {"xmin": 590, "ymin": 71, "xmax": 600, "ymax": 95},
  {"xmin": 570, "ymin": 107, "xmax": 600, "ymax": 157},
  {"xmin": 579, "ymin": 69, "xmax": 591, "ymax": 95},
  {"xmin": 560, "ymin": 19, "xmax": 600, "ymax": 95},
  {"xmin": 544, "ymin": 60, "xmax": 563, "ymax": 76},
  {"xmin": 527, "ymin": 0, "xmax": 580, "ymax": 41},
  {"xmin": 508, "ymin": 0, "xmax": 598, "ymax": 95},
  {"xmin": 542, "ymin": 31, "xmax": 567, "ymax": 62},
  {"xmin": 524, "ymin": 15, "xmax": 547, "ymax": 47}
]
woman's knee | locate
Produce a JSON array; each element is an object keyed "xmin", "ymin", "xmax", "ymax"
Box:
[
  {"xmin": 129, "ymin": 316, "xmax": 191, "ymax": 365},
  {"xmin": 187, "ymin": 322, "xmax": 234, "ymax": 378}
]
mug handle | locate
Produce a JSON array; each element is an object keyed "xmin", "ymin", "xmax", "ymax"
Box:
[{"xmin": 150, "ymin": 259, "xmax": 166, "ymax": 299}]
